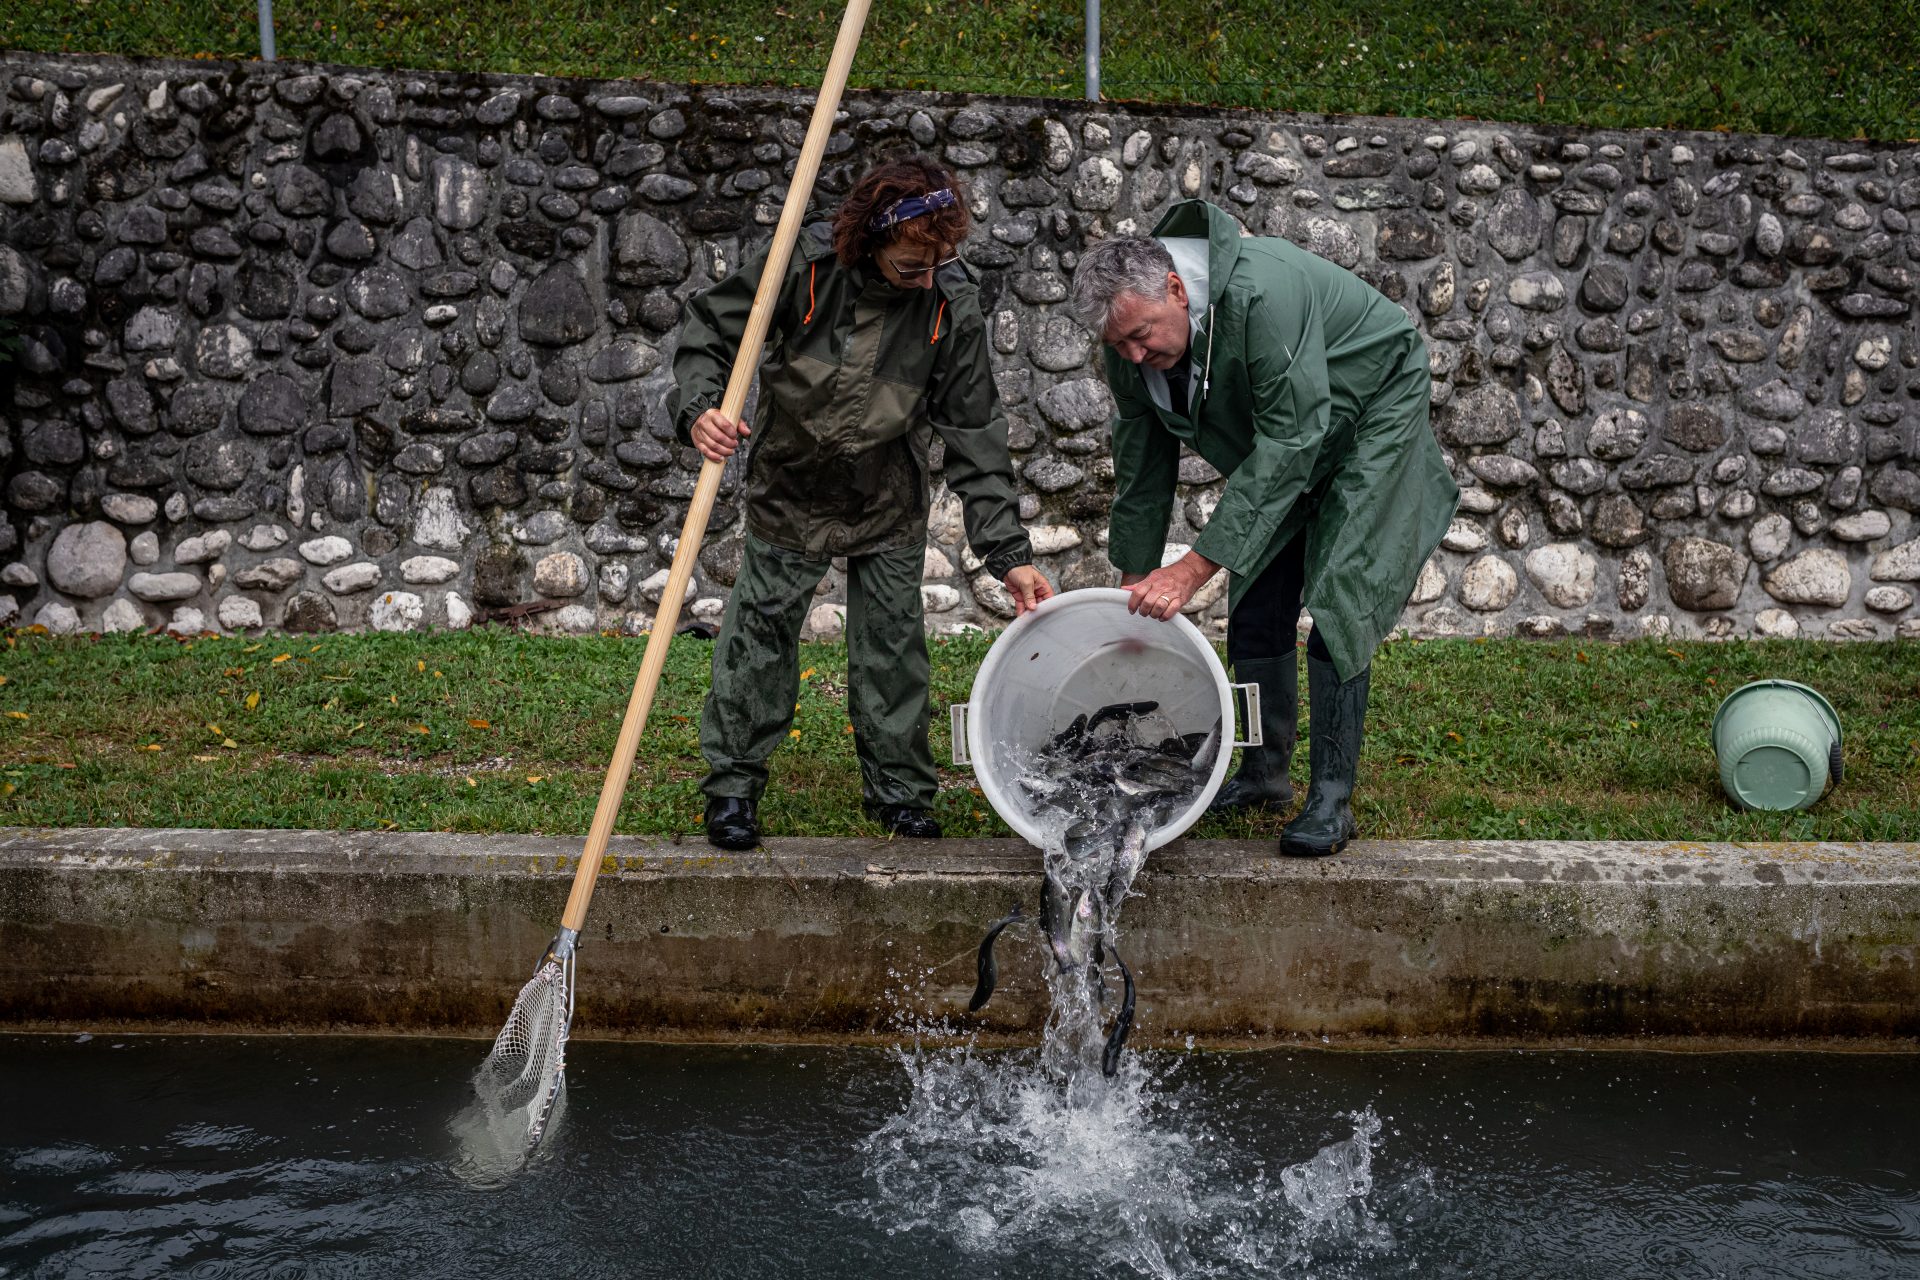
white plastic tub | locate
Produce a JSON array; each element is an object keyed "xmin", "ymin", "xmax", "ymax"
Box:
[{"xmin": 949, "ymin": 588, "xmax": 1261, "ymax": 852}]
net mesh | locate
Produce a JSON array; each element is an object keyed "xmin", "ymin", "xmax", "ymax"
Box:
[{"xmin": 473, "ymin": 945, "xmax": 574, "ymax": 1153}]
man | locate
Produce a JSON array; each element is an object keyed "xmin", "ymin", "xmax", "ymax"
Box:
[
  {"xmin": 1068, "ymin": 199, "xmax": 1458, "ymax": 857},
  {"xmin": 672, "ymin": 157, "xmax": 1052, "ymax": 851}
]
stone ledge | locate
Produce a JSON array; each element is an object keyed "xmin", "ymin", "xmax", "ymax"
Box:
[{"xmin": 2, "ymin": 826, "xmax": 1917, "ymax": 1047}]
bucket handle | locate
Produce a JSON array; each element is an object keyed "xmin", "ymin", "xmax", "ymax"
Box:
[
  {"xmin": 1231, "ymin": 682, "xmax": 1264, "ymax": 749},
  {"xmin": 1792, "ymin": 686, "xmax": 1844, "ymax": 788},
  {"xmin": 949, "ymin": 702, "xmax": 972, "ymax": 767}
]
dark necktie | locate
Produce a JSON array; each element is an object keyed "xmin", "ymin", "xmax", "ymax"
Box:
[{"xmin": 1164, "ymin": 344, "xmax": 1193, "ymax": 419}]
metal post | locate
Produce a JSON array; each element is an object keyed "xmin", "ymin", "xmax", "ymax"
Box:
[
  {"xmin": 1084, "ymin": 0, "xmax": 1100, "ymax": 101},
  {"xmin": 257, "ymin": 0, "xmax": 277, "ymax": 61}
]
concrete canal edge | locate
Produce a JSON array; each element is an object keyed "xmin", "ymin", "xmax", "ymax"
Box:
[{"xmin": 1, "ymin": 826, "xmax": 1916, "ymax": 1050}]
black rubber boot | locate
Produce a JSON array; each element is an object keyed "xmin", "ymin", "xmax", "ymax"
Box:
[
  {"xmin": 871, "ymin": 804, "xmax": 942, "ymax": 838},
  {"xmin": 705, "ymin": 796, "xmax": 760, "ymax": 851},
  {"xmin": 1207, "ymin": 654, "xmax": 1299, "ymax": 814},
  {"xmin": 1279, "ymin": 656, "xmax": 1368, "ymax": 858}
]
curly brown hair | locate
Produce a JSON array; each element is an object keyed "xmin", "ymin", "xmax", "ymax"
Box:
[{"xmin": 831, "ymin": 156, "xmax": 970, "ymax": 268}]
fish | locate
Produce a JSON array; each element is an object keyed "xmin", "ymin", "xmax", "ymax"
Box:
[
  {"xmin": 1187, "ymin": 721, "xmax": 1222, "ymax": 774},
  {"xmin": 1043, "ymin": 712, "xmax": 1089, "ymax": 753},
  {"xmin": 1118, "ymin": 754, "xmax": 1198, "ymax": 796},
  {"xmin": 1101, "ymin": 945, "xmax": 1137, "ymax": 1078},
  {"xmin": 1040, "ymin": 874, "xmax": 1101, "ymax": 976},
  {"xmin": 1063, "ymin": 817, "xmax": 1111, "ymax": 860},
  {"xmin": 1103, "ymin": 819, "xmax": 1151, "ymax": 921},
  {"xmin": 1085, "ymin": 700, "xmax": 1159, "ymax": 733},
  {"xmin": 967, "ymin": 905, "xmax": 1025, "ymax": 1012}
]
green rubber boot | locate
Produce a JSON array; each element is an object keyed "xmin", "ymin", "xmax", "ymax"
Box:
[
  {"xmin": 1207, "ymin": 654, "xmax": 1298, "ymax": 814},
  {"xmin": 1279, "ymin": 656, "xmax": 1369, "ymax": 857}
]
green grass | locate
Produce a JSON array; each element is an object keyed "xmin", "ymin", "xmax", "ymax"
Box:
[
  {"xmin": 7, "ymin": 1, "xmax": 1916, "ymax": 139},
  {"xmin": 0, "ymin": 627, "xmax": 1914, "ymax": 842}
]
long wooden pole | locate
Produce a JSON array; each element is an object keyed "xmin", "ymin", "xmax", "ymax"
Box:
[{"xmin": 557, "ymin": 0, "xmax": 874, "ymax": 933}]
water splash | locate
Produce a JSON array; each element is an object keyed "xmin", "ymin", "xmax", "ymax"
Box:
[
  {"xmin": 859, "ymin": 1021, "xmax": 1400, "ymax": 1277},
  {"xmin": 863, "ymin": 783, "xmax": 1397, "ymax": 1273},
  {"xmin": 859, "ymin": 702, "xmax": 1410, "ymax": 1274}
]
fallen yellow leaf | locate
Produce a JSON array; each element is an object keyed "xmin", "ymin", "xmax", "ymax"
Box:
[
  {"xmin": 245, "ymin": 691, "xmax": 260, "ymax": 710},
  {"xmin": 309, "ymin": 645, "xmax": 321, "ymax": 652},
  {"xmin": 349, "ymin": 721, "xmax": 365, "ymax": 732},
  {"xmin": 788, "ymin": 728, "xmax": 801, "ymax": 739},
  {"xmin": 468, "ymin": 718, "xmax": 492, "ymax": 729},
  {"xmin": 206, "ymin": 723, "xmax": 222, "ymax": 735},
  {"xmin": 416, "ymin": 660, "xmax": 425, "ymax": 673},
  {"xmin": 432, "ymin": 670, "xmax": 443, "ymax": 678},
  {"xmin": 242, "ymin": 644, "xmax": 262, "ymax": 654},
  {"xmin": 144, "ymin": 743, "xmax": 163, "ymax": 752},
  {"xmin": 193, "ymin": 754, "xmax": 216, "ymax": 762},
  {"xmin": 4, "ymin": 711, "xmax": 26, "ymax": 721},
  {"xmin": 413, "ymin": 724, "xmax": 430, "ymax": 735},
  {"xmin": 272, "ymin": 653, "xmax": 291, "ymax": 664},
  {"xmin": 1, "ymin": 783, "xmax": 13, "ymax": 798},
  {"xmin": 389, "ymin": 694, "xmax": 398, "ymax": 705},
  {"xmin": 220, "ymin": 738, "xmax": 238, "ymax": 749},
  {"xmin": 465, "ymin": 776, "xmax": 477, "ymax": 788},
  {"xmin": 527, "ymin": 775, "xmax": 543, "ymax": 785},
  {"xmin": 0, "ymin": 675, "xmax": 9, "ymax": 684},
  {"xmin": 800, "ymin": 667, "xmax": 815, "ymax": 680}
]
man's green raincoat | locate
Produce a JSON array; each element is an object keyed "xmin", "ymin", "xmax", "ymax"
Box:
[{"xmin": 1105, "ymin": 200, "xmax": 1459, "ymax": 680}]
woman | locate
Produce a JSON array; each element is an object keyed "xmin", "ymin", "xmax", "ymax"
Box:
[{"xmin": 670, "ymin": 156, "xmax": 1052, "ymax": 851}]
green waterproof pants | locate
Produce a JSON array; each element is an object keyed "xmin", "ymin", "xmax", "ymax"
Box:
[{"xmin": 700, "ymin": 532, "xmax": 938, "ymax": 809}]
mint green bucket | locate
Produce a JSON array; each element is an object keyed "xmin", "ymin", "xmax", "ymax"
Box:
[{"xmin": 1710, "ymin": 680, "xmax": 1844, "ymax": 811}]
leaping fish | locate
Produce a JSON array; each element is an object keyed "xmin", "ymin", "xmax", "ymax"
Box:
[
  {"xmin": 968, "ymin": 905, "xmax": 1024, "ymax": 1012},
  {"xmin": 1040, "ymin": 875, "xmax": 1101, "ymax": 976},
  {"xmin": 1101, "ymin": 944, "xmax": 1136, "ymax": 1078}
]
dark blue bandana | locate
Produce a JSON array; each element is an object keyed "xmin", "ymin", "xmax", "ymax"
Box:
[{"xmin": 869, "ymin": 187, "xmax": 958, "ymax": 232}]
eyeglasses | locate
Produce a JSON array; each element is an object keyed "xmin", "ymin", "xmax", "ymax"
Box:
[{"xmin": 880, "ymin": 252, "xmax": 960, "ymax": 281}]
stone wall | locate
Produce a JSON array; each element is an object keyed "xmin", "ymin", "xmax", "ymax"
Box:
[{"xmin": 2, "ymin": 52, "xmax": 1917, "ymax": 641}]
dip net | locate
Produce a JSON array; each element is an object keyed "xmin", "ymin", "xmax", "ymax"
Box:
[{"xmin": 465, "ymin": 933, "xmax": 575, "ymax": 1166}]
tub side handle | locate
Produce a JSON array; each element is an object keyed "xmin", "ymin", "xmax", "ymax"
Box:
[
  {"xmin": 1230, "ymin": 682, "xmax": 1264, "ymax": 748},
  {"xmin": 949, "ymin": 702, "xmax": 972, "ymax": 767}
]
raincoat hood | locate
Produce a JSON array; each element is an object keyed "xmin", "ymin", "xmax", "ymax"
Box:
[{"xmin": 1151, "ymin": 199, "xmax": 1244, "ymax": 308}]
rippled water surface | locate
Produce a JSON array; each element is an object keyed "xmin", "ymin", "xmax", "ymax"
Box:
[{"xmin": 2, "ymin": 1035, "xmax": 1917, "ymax": 1278}]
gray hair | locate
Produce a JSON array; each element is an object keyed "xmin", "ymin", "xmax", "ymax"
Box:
[{"xmin": 1067, "ymin": 236, "xmax": 1176, "ymax": 334}]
